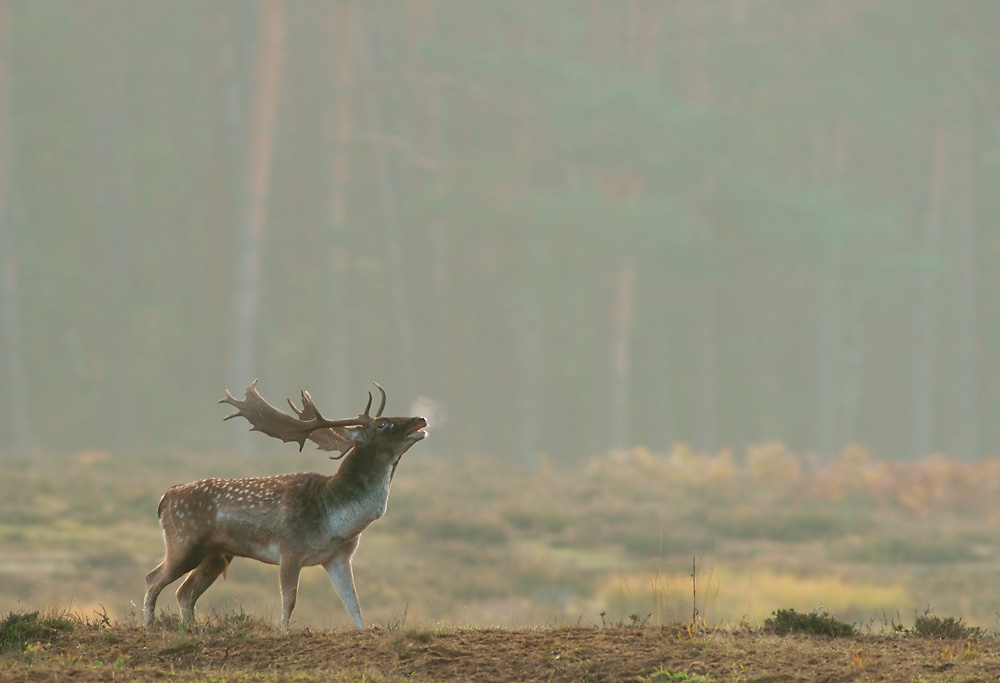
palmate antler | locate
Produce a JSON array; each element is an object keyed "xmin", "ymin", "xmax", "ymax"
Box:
[{"xmin": 219, "ymin": 379, "xmax": 386, "ymax": 456}]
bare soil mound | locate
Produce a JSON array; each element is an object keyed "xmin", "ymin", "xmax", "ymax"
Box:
[{"xmin": 3, "ymin": 616, "xmax": 999, "ymax": 682}]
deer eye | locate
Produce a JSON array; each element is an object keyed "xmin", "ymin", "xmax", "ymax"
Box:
[{"xmin": 377, "ymin": 420, "xmax": 391, "ymax": 430}]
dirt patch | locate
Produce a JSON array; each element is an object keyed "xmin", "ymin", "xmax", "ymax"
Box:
[{"xmin": 4, "ymin": 621, "xmax": 1000, "ymax": 682}]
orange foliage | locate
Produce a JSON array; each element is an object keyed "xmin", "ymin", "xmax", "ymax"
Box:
[{"xmin": 593, "ymin": 442, "xmax": 1000, "ymax": 514}]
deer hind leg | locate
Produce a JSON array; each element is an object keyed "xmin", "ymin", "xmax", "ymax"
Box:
[
  {"xmin": 144, "ymin": 551, "xmax": 202, "ymax": 627},
  {"xmin": 143, "ymin": 561, "xmax": 168, "ymax": 626},
  {"xmin": 324, "ymin": 539, "xmax": 365, "ymax": 627},
  {"xmin": 175, "ymin": 553, "xmax": 231, "ymax": 625},
  {"xmin": 278, "ymin": 557, "xmax": 303, "ymax": 628}
]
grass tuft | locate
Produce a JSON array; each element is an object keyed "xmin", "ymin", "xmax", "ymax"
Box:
[
  {"xmin": 640, "ymin": 665, "xmax": 710, "ymax": 682},
  {"xmin": 0, "ymin": 611, "xmax": 75, "ymax": 653},
  {"xmin": 911, "ymin": 611, "xmax": 982, "ymax": 639},
  {"xmin": 763, "ymin": 608, "xmax": 855, "ymax": 637}
]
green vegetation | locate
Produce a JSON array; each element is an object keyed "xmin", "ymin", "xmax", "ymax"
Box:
[
  {"xmin": 0, "ymin": 611, "xmax": 74, "ymax": 654},
  {"xmin": 763, "ymin": 609, "xmax": 855, "ymax": 637},
  {"xmin": 911, "ymin": 612, "xmax": 982, "ymax": 640},
  {"xmin": 640, "ymin": 666, "xmax": 711, "ymax": 683}
]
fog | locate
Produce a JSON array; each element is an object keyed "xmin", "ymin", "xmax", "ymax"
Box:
[{"xmin": 1, "ymin": 1, "xmax": 997, "ymax": 465}]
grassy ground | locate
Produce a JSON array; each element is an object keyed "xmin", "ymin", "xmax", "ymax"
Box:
[
  {"xmin": 2, "ymin": 442, "xmax": 999, "ymax": 633},
  {"xmin": 1, "ymin": 610, "xmax": 999, "ymax": 682}
]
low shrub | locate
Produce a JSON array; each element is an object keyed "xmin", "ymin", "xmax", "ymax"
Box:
[
  {"xmin": 763, "ymin": 608, "xmax": 855, "ymax": 637},
  {"xmin": 911, "ymin": 612, "xmax": 981, "ymax": 639}
]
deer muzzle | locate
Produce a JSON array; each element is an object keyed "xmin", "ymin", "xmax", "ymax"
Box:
[{"xmin": 408, "ymin": 417, "xmax": 429, "ymax": 441}]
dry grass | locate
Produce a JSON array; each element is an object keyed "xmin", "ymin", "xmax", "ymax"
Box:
[
  {"xmin": 3, "ymin": 610, "xmax": 1000, "ymax": 682},
  {"xmin": 2, "ymin": 443, "xmax": 1000, "ymax": 631}
]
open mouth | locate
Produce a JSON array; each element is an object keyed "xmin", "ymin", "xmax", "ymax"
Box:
[{"xmin": 408, "ymin": 417, "xmax": 428, "ymax": 439}]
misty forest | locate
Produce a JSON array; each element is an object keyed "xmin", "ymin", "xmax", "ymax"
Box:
[
  {"xmin": 6, "ymin": 1, "xmax": 1000, "ymax": 662},
  {"xmin": 1, "ymin": 1, "xmax": 998, "ymax": 467}
]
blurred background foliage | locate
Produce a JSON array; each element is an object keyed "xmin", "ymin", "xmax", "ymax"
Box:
[{"xmin": 0, "ymin": 0, "xmax": 997, "ymax": 464}]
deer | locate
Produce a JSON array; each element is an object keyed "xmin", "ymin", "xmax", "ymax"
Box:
[{"xmin": 143, "ymin": 379, "xmax": 428, "ymax": 629}]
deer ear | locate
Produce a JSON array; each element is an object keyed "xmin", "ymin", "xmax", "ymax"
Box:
[
  {"xmin": 322, "ymin": 426, "xmax": 367, "ymax": 459},
  {"xmin": 308, "ymin": 426, "xmax": 358, "ymax": 455},
  {"xmin": 338, "ymin": 425, "xmax": 367, "ymax": 443}
]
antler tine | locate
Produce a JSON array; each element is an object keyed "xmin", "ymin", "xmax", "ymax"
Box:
[
  {"xmin": 363, "ymin": 391, "xmax": 373, "ymax": 418},
  {"xmin": 218, "ymin": 378, "xmax": 258, "ymax": 421},
  {"xmin": 219, "ymin": 389, "xmax": 241, "ymax": 420},
  {"xmin": 286, "ymin": 390, "xmax": 309, "ymax": 419},
  {"xmin": 373, "ymin": 383, "xmax": 386, "ymax": 417},
  {"xmin": 299, "ymin": 390, "xmax": 324, "ymax": 420}
]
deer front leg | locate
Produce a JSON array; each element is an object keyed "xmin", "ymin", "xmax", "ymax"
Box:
[
  {"xmin": 278, "ymin": 557, "xmax": 304, "ymax": 628},
  {"xmin": 324, "ymin": 539, "xmax": 365, "ymax": 627}
]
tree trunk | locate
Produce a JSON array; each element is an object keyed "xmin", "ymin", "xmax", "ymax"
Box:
[
  {"xmin": 680, "ymin": 1, "xmax": 715, "ymax": 451},
  {"xmin": 229, "ymin": 0, "xmax": 286, "ymax": 452},
  {"xmin": 912, "ymin": 127, "xmax": 948, "ymax": 459},
  {"xmin": 679, "ymin": 0, "xmax": 709, "ymax": 102},
  {"xmin": 320, "ymin": 0, "xmax": 360, "ymax": 414},
  {"xmin": 92, "ymin": 1, "xmax": 135, "ymax": 455},
  {"xmin": 815, "ymin": 262, "xmax": 842, "ymax": 457},
  {"xmin": 508, "ymin": 28, "xmax": 543, "ymax": 467},
  {"xmin": 406, "ymin": 1, "xmax": 454, "ymax": 417},
  {"xmin": 357, "ymin": 9, "xmax": 417, "ymax": 399},
  {"xmin": 838, "ymin": 281, "xmax": 863, "ymax": 450},
  {"xmin": 815, "ymin": 260, "xmax": 863, "ymax": 457},
  {"xmin": 813, "ymin": 121, "xmax": 862, "ymax": 458},
  {"xmin": 608, "ymin": 262, "xmax": 635, "ymax": 452},
  {"xmin": 626, "ymin": 0, "xmax": 663, "ymax": 76},
  {"xmin": 948, "ymin": 127, "xmax": 980, "ymax": 459},
  {"xmin": 207, "ymin": 2, "xmax": 248, "ymax": 403},
  {"xmin": 0, "ymin": 0, "xmax": 37, "ymax": 455},
  {"xmin": 692, "ymin": 260, "xmax": 718, "ymax": 453},
  {"xmin": 512, "ymin": 284, "xmax": 542, "ymax": 467}
]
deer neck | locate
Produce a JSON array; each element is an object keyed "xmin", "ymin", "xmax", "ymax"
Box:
[{"xmin": 321, "ymin": 442, "xmax": 396, "ymax": 529}]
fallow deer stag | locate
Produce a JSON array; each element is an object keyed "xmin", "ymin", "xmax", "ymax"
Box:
[{"xmin": 143, "ymin": 379, "xmax": 427, "ymax": 628}]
